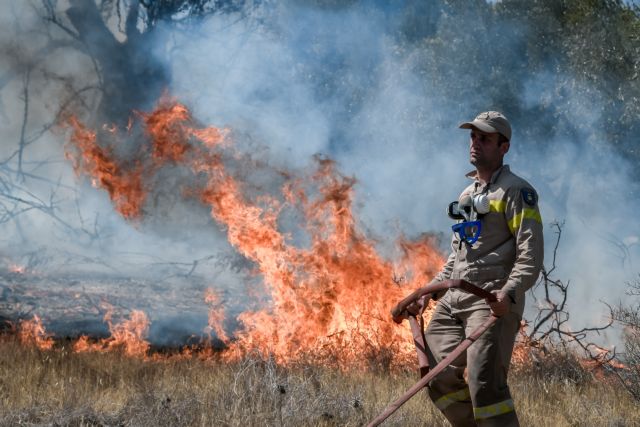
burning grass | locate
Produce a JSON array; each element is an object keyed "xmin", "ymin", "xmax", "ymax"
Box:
[
  {"xmin": 0, "ymin": 336, "xmax": 638, "ymax": 427},
  {"xmin": 62, "ymin": 98, "xmax": 445, "ymax": 369},
  {"xmin": 35, "ymin": 92, "xmax": 635, "ymax": 426}
]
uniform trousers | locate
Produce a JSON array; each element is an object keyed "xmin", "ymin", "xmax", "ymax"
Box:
[{"xmin": 425, "ymin": 299, "xmax": 521, "ymax": 427}]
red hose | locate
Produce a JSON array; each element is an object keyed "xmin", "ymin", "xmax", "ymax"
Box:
[{"xmin": 368, "ymin": 280, "xmax": 498, "ymax": 427}]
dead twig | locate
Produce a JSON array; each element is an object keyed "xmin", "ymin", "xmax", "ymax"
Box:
[{"xmin": 525, "ymin": 221, "xmax": 615, "ymax": 365}]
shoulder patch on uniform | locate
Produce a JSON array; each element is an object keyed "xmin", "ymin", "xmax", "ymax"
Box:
[{"xmin": 521, "ymin": 188, "xmax": 537, "ymax": 206}]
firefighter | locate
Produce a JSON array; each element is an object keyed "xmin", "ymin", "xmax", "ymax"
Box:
[{"xmin": 392, "ymin": 111, "xmax": 544, "ymax": 426}]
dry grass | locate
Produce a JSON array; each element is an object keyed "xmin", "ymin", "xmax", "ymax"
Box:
[{"xmin": 0, "ymin": 338, "xmax": 638, "ymax": 427}]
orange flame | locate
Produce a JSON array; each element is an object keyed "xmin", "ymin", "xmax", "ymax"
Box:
[
  {"xmin": 63, "ymin": 98, "xmax": 444, "ymax": 367},
  {"xmin": 64, "ymin": 116, "xmax": 145, "ymax": 220},
  {"xmin": 204, "ymin": 289, "xmax": 229, "ymax": 344},
  {"xmin": 19, "ymin": 315, "xmax": 54, "ymax": 350},
  {"xmin": 140, "ymin": 101, "xmax": 193, "ymax": 162},
  {"xmin": 74, "ymin": 308, "xmax": 150, "ymax": 358}
]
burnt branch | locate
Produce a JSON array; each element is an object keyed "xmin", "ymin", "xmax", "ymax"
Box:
[
  {"xmin": 610, "ymin": 278, "xmax": 640, "ymax": 400},
  {"xmin": 0, "ymin": 177, "xmax": 79, "ymax": 234},
  {"xmin": 523, "ymin": 221, "xmax": 615, "ymax": 366},
  {"xmin": 125, "ymin": 0, "xmax": 141, "ymax": 40},
  {"xmin": 147, "ymin": 254, "xmax": 218, "ymax": 279},
  {"xmin": 0, "ymin": 79, "xmax": 99, "ymax": 173},
  {"xmin": 626, "ymin": 277, "xmax": 640, "ymax": 297},
  {"xmin": 40, "ymin": 0, "xmax": 81, "ymax": 39},
  {"xmin": 23, "ymin": 84, "xmax": 102, "ymax": 146},
  {"xmin": 15, "ymin": 67, "xmax": 32, "ymax": 182}
]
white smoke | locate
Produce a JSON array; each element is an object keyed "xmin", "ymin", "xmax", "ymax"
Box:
[
  {"xmin": 0, "ymin": 0, "xmax": 636, "ymax": 345},
  {"xmin": 164, "ymin": 3, "xmax": 636, "ymax": 338}
]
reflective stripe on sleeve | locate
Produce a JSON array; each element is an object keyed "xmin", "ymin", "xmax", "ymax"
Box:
[
  {"xmin": 489, "ymin": 200, "xmax": 506, "ymax": 213},
  {"xmin": 507, "ymin": 208, "xmax": 542, "ymax": 234},
  {"xmin": 473, "ymin": 398, "xmax": 515, "ymax": 420},
  {"xmin": 434, "ymin": 388, "xmax": 471, "ymax": 411}
]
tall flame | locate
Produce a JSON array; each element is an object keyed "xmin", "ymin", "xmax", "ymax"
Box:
[
  {"xmin": 64, "ymin": 97, "xmax": 444, "ymax": 367},
  {"xmin": 65, "ymin": 117, "xmax": 145, "ymax": 220},
  {"xmin": 204, "ymin": 288, "xmax": 229, "ymax": 344}
]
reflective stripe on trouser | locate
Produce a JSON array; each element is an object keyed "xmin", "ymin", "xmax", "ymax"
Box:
[
  {"xmin": 434, "ymin": 388, "xmax": 471, "ymax": 411},
  {"xmin": 474, "ymin": 398, "xmax": 515, "ymax": 420},
  {"xmin": 425, "ymin": 300, "xmax": 521, "ymax": 427}
]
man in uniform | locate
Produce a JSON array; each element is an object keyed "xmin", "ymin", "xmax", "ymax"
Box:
[{"xmin": 392, "ymin": 111, "xmax": 544, "ymax": 426}]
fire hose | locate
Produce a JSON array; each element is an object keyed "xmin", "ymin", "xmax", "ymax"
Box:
[{"xmin": 367, "ymin": 280, "xmax": 498, "ymax": 427}]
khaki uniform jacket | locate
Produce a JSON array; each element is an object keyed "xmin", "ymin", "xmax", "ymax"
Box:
[{"xmin": 433, "ymin": 165, "xmax": 544, "ymax": 317}]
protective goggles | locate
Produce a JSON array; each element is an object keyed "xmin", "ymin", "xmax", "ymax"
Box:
[{"xmin": 451, "ymin": 220, "xmax": 482, "ymax": 245}]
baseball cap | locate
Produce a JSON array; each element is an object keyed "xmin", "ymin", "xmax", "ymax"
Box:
[{"xmin": 459, "ymin": 111, "xmax": 512, "ymax": 141}]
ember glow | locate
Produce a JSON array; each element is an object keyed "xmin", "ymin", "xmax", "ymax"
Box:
[
  {"xmin": 63, "ymin": 97, "xmax": 445, "ymax": 367},
  {"xmin": 8, "ymin": 264, "xmax": 26, "ymax": 274}
]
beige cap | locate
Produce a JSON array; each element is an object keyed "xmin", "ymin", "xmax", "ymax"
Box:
[{"xmin": 459, "ymin": 111, "xmax": 511, "ymax": 141}]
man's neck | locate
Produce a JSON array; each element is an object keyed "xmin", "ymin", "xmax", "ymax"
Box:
[{"xmin": 475, "ymin": 163, "xmax": 503, "ymax": 184}]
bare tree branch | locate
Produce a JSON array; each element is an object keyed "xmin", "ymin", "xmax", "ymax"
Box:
[
  {"xmin": 523, "ymin": 221, "xmax": 615, "ymax": 366},
  {"xmin": 40, "ymin": 0, "xmax": 81, "ymax": 39},
  {"xmin": 610, "ymin": 278, "xmax": 640, "ymax": 400},
  {"xmin": 16, "ymin": 67, "xmax": 32, "ymax": 182}
]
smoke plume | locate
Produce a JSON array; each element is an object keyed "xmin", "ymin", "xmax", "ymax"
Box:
[{"xmin": 0, "ymin": 0, "xmax": 637, "ymax": 348}]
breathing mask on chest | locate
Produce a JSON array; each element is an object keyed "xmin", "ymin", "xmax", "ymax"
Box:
[{"xmin": 447, "ymin": 194, "xmax": 489, "ymax": 245}]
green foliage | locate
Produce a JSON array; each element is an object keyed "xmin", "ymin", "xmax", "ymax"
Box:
[
  {"xmin": 139, "ymin": 0, "xmax": 246, "ymax": 27},
  {"xmin": 399, "ymin": 0, "xmax": 640, "ymax": 167}
]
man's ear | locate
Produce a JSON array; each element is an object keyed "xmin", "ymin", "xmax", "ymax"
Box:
[{"xmin": 500, "ymin": 141, "xmax": 510, "ymax": 156}]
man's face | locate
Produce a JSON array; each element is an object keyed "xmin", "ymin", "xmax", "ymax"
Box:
[{"xmin": 469, "ymin": 129, "xmax": 509, "ymax": 169}]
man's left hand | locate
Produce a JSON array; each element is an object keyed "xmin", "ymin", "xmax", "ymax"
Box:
[
  {"xmin": 487, "ymin": 291, "xmax": 510, "ymax": 317},
  {"xmin": 391, "ymin": 302, "xmax": 409, "ymax": 324}
]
